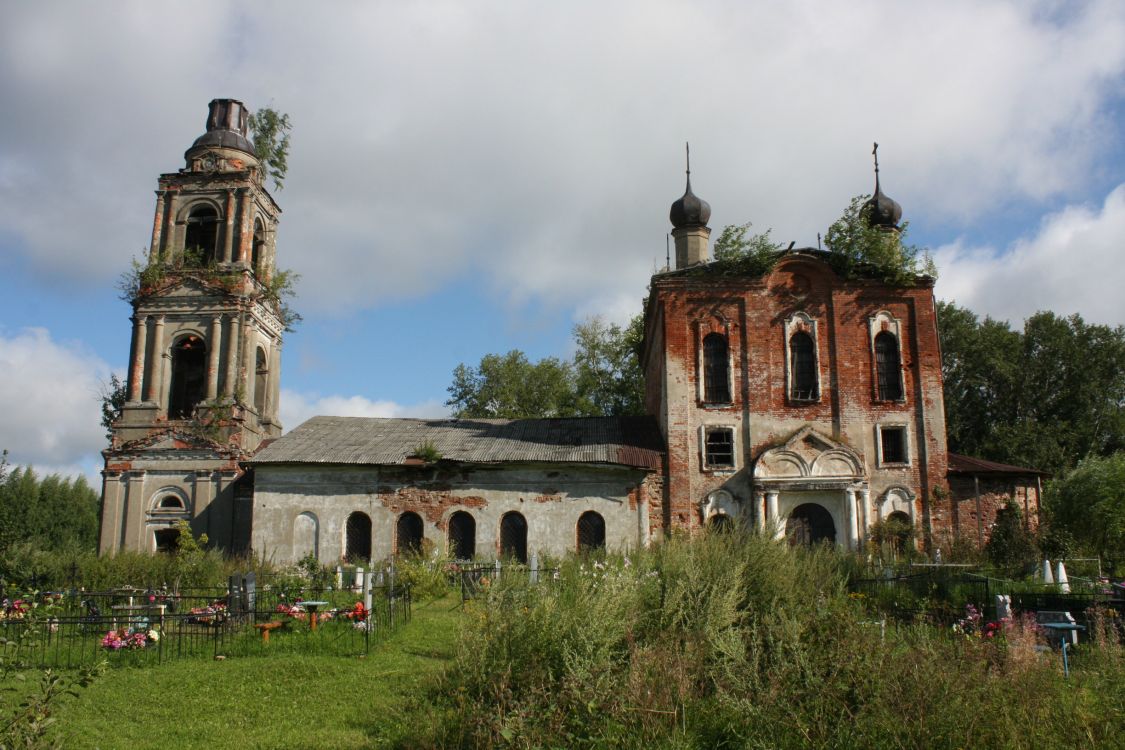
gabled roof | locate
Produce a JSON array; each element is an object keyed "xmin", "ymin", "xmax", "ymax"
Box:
[
  {"xmin": 948, "ymin": 452, "xmax": 1050, "ymax": 477},
  {"xmin": 248, "ymin": 416, "xmax": 664, "ymax": 470}
]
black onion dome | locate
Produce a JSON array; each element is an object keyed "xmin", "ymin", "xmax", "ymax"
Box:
[
  {"xmin": 865, "ymin": 182, "xmax": 902, "ymax": 229},
  {"xmin": 670, "ymin": 176, "xmax": 711, "ymax": 228}
]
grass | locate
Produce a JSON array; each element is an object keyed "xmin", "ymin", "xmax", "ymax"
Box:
[{"xmin": 46, "ymin": 596, "xmax": 461, "ymax": 749}]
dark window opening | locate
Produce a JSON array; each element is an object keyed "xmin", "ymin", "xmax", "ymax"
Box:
[
  {"xmin": 875, "ymin": 332, "xmax": 903, "ymax": 401},
  {"xmin": 577, "ymin": 511, "xmax": 606, "ymax": 552},
  {"xmin": 789, "ymin": 331, "xmax": 818, "ymax": 400},
  {"xmin": 448, "ymin": 511, "xmax": 476, "ymax": 560},
  {"xmin": 787, "ymin": 503, "xmax": 836, "ymax": 546},
  {"xmin": 702, "ymin": 333, "xmax": 731, "ymax": 403},
  {"xmin": 395, "ymin": 512, "xmax": 422, "ymax": 556},
  {"xmin": 159, "ymin": 495, "xmax": 184, "ymax": 510},
  {"xmin": 184, "ymin": 205, "xmax": 221, "ymax": 265},
  {"xmin": 254, "ymin": 347, "xmax": 268, "ymax": 415},
  {"xmin": 881, "ymin": 427, "xmax": 907, "ymax": 464},
  {"xmin": 154, "ymin": 528, "xmax": 180, "ymax": 553},
  {"xmin": 346, "ymin": 511, "xmax": 373, "ymax": 561},
  {"xmin": 499, "ymin": 512, "xmax": 528, "ymax": 563},
  {"xmin": 704, "ymin": 428, "xmax": 735, "ymax": 469},
  {"xmin": 883, "ymin": 511, "xmax": 913, "ymax": 553},
  {"xmin": 168, "ymin": 335, "xmax": 207, "ymax": 419},
  {"xmin": 252, "ymin": 219, "xmax": 265, "ymax": 274},
  {"xmin": 708, "ymin": 514, "xmax": 734, "ymax": 533}
]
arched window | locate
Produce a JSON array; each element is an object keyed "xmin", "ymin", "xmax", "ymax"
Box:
[
  {"xmin": 874, "ymin": 332, "xmax": 903, "ymax": 401},
  {"xmin": 158, "ymin": 495, "xmax": 185, "ymax": 510},
  {"xmin": 576, "ymin": 511, "xmax": 606, "ymax": 552},
  {"xmin": 254, "ymin": 347, "xmax": 268, "ymax": 415},
  {"xmin": 293, "ymin": 512, "xmax": 319, "ymax": 561},
  {"xmin": 702, "ymin": 333, "xmax": 731, "ymax": 403},
  {"xmin": 184, "ymin": 205, "xmax": 220, "ymax": 265},
  {"xmin": 168, "ymin": 335, "xmax": 207, "ymax": 419},
  {"xmin": 882, "ymin": 510, "xmax": 913, "ymax": 553},
  {"xmin": 346, "ymin": 511, "xmax": 373, "ymax": 562},
  {"xmin": 499, "ymin": 512, "xmax": 528, "ymax": 563},
  {"xmin": 786, "ymin": 503, "xmax": 836, "ymax": 546},
  {"xmin": 252, "ymin": 218, "xmax": 265, "ymax": 274},
  {"xmin": 395, "ymin": 512, "xmax": 423, "ymax": 556},
  {"xmin": 789, "ymin": 331, "xmax": 818, "ymax": 400},
  {"xmin": 447, "ymin": 511, "xmax": 476, "ymax": 560}
]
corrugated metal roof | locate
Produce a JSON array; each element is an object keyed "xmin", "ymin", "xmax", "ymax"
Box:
[
  {"xmin": 249, "ymin": 416, "xmax": 664, "ymax": 470},
  {"xmin": 948, "ymin": 452, "xmax": 1050, "ymax": 477}
]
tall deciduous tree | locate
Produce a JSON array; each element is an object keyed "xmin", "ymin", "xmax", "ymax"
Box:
[
  {"xmin": 1043, "ymin": 452, "xmax": 1125, "ymax": 559},
  {"xmin": 572, "ymin": 315, "xmax": 645, "ymax": 417},
  {"xmin": 247, "ymin": 107, "xmax": 292, "ymax": 191}
]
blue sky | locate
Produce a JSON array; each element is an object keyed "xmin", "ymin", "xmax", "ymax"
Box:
[{"xmin": 3, "ymin": 0, "xmax": 1125, "ymax": 482}]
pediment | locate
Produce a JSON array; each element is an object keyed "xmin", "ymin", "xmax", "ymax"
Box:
[
  {"xmin": 753, "ymin": 426, "xmax": 864, "ymax": 480},
  {"xmin": 122, "ymin": 428, "xmax": 221, "ymax": 453}
]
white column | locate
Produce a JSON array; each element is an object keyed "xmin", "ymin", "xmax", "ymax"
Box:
[
  {"xmin": 267, "ymin": 341, "xmax": 282, "ymax": 423},
  {"xmin": 754, "ymin": 490, "xmax": 766, "ymax": 533},
  {"xmin": 206, "ymin": 316, "xmax": 222, "ymax": 400},
  {"xmin": 145, "ymin": 316, "xmax": 165, "ymax": 404},
  {"xmin": 859, "ymin": 488, "xmax": 871, "ymax": 546},
  {"xmin": 128, "ymin": 315, "xmax": 148, "ymax": 402},
  {"xmin": 766, "ymin": 491, "xmax": 781, "ymax": 539},
  {"xmin": 845, "ymin": 488, "xmax": 859, "ymax": 551},
  {"xmin": 224, "ymin": 316, "xmax": 240, "ymax": 397}
]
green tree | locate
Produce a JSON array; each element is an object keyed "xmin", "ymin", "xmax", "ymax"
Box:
[
  {"xmin": 1043, "ymin": 452, "xmax": 1125, "ymax": 560},
  {"xmin": 447, "ymin": 351, "xmax": 579, "ymax": 419},
  {"xmin": 985, "ymin": 500, "xmax": 1037, "ymax": 570},
  {"xmin": 100, "ymin": 374, "xmax": 126, "ymax": 442},
  {"xmin": 247, "ymin": 107, "xmax": 292, "ymax": 191},
  {"xmin": 0, "ymin": 463, "xmax": 100, "ymax": 554},
  {"xmin": 824, "ymin": 195, "xmax": 936, "ymax": 284},
  {"xmin": 572, "ymin": 315, "xmax": 645, "ymax": 417}
]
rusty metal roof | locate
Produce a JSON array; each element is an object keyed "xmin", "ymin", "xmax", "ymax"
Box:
[
  {"xmin": 249, "ymin": 416, "xmax": 664, "ymax": 470},
  {"xmin": 948, "ymin": 452, "xmax": 1050, "ymax": 477}
]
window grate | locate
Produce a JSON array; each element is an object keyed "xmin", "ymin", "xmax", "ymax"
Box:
[{"xmin": 577, "ymin": 511, "xmax": 606, "ymax": 551}]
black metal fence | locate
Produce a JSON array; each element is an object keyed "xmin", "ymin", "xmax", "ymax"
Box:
[{"xmin": 0, "ymin": 581, "xmax": 411, "ymax": 670}]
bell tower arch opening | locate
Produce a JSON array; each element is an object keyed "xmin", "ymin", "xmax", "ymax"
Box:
[{"xmin": 168, "ymin": 334, "xmax": 207, "ymax": 418}]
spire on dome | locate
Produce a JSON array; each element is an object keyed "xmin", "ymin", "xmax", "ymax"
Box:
[
  {"xmin": 669, "ymin": 142, "xmax": 711, "ymax": 229},
  {"xmin": 864, "ymin": 142, "xmax": 902, "ymax": 231}
]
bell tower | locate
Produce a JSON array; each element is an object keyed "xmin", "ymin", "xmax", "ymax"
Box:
[{"xmin": 99, "ymin": 99, "xmax": 290, "ymax": 555}]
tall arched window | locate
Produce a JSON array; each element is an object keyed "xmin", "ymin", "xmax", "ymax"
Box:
[
  {"xmin": 168, "ymin": 335, "xmax": 207, "ymax": 418},
  {"xmin": 789, "ymin": 331, "xmax": 818, "ymax": 400},
  {"xmin": 499, "ymin": 512, "xmax": 528, "ymax": 563},
  {"xmin": 346, "ymin": 511, "xmax": 372, "ymax": 561},
  {"xmin": 448, "ymin": 511, "xmax": 476, "ymax": 560},
  {"xmin": 254, "ymin": 347, "xmax": 268, "ymax": 415},
  {"xmin": 874, "ymin": 332, "xmax": 903, "ymax": 401},
  {"xmin": 184, "ymin": 205, "xmax": 220, "ymax": 265},
  {"xmin": 396, "ymin": 512, "xmax": 423, "ymax": 556},
  {"xmin": 576, "ymin": 511, "xmax": 606, "ymax": 552},
  {"xmin": 252, "ymin": 218, "xmax": 265, "ymax": 274},
  {"xmin": 702, "ymin": 333, "xmax": 731, "ymax": 403}
]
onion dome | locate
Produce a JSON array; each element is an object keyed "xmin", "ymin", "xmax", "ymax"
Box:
[
  {"xmin": 864, "ymin": 142, "xmax": 902, "ymax": 230},
  {"xmin": 669, "ymin": 143, "xmax": 711, "ymax": 228},
  {"xmin": 187, "ymin": 99, "xmax": 256, "ymax": 156}
]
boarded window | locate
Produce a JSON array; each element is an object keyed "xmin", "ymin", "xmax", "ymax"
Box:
[
  {"xmin": 293, "ymin": 512, "xmax": 319, "ymax": 561},
  {"xmin": 576, "ymin": 511, "xmax": 606, "ymax": 551},
  {"xmin": 499, "ymin": 512, "xmax": 528, "ymax": 563},
  {"xmin": 702, "ymin": 333, "xmax": 731, "ymax": 403},
  {"xmin": 874, "ymin": 332, "xmax": 903, "ymax": 401},
  {"xmin": 168, "ymin": 335, "xmax": 207, "ymax": 419},
  {"xmin": 184, "ymin": 205, "xmax": 220, "ymax": 265},
  {"xmin": 880, "ymin": 426, "xmax": 908, "ymax": 464},
  {"xmin": 704, "ymin": 428, "xmax": 735, "ymax": 469},
  {"xmin": 787, "ymin": 503, "xmax": 836, "ymax": 546},
  {"xmin": 395, "ymin": 512, "xmax": 422, "ymax": 556},
  {"xmin": 789, "ymin": 331, "xmax": 818, "ymax": 400},
  {"xmin": 448, "ymin": 511, "xmax": 476, "ymax": 560},
  {"xmin": 346, "ymin": 511, "xmax": 373, "ymax": 561}
]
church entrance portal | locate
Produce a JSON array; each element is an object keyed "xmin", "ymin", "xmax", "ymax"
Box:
[{"xmin": 787, "ymin": 503, "xmax": 836, "ymax": 546}]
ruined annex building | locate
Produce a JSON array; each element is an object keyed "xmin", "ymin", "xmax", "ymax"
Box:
[{"xmin": 99, "ymin": 100, "xmax": 1045, "ymax": 561}]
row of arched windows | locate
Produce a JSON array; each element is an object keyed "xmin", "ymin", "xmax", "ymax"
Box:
[
  {"xmin": 700, "ymin": 326, "xmax": 904, "ymax": 404},
  {"xmin": 333, "ymin": 509, "xmax": 608, "ymax": 563}
]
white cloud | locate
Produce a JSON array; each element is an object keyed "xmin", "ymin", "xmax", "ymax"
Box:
[
  {"xmin": 279, "ymin": 389, "xmax": 448, "ymax": 432},
  {"xmin": 3, "ymin": 1, "xmax": 1125, "ymax": 321},
  {"xmin": 934, "ymin": 183, "xmax": 1125, "ymax": 326},
  {"xmin": 0, "ymin": 328, "xmax": 114, "ymax": 473}
]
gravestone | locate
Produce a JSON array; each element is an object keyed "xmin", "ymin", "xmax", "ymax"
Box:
[
  {"xmin": 228, "ymin": 573, "xmax": 244, "ymax": 615},
  {"xmin": 242, "ymin": 571, "xmax": 256, "ymax": 615}
]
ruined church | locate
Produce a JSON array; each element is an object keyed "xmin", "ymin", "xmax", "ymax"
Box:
[{"xmin": 99, "ymin": 100, "xmax": 1045, "ymax": 562}]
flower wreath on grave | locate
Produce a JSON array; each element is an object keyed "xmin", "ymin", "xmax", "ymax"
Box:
[
  {"xmin": 101, "ymin": 629, "xmax": 160, "ymax": 650},
  {"xmin": 186, "ymin": 601, "xmax": 229, "ymax": 625}
]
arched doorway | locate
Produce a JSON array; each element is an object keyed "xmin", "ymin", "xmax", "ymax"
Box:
[
  {"xmin": 396, "ymin": 512, "xmax": 423, "ymax": 556},
  {"xmin": 345, "ymin": 512, "xmax": 372, "ymax": 562},
  {"xmin": 882, "ymin": 510, "xmax": 914, "ymax": 553},
  {"xmin": 447, "ymin": 511, "xmax": 475, "ymax": 560},
  {"xmin": 576, "ymin": 511, "xmax": 606, "ymax": 552},
  {"xmin": 787, "ymin": 503, "xmax": 836, "ymax": 546},
  {"xmin": 708, "ymin": 514, "xmax": 734, "ymax": 533},
  {"xmin": 168, "ymin": 335, "xmax": 207, "ymax": 418},
  {"xmin": 499, "ymin": 512, "xmax": 528, "ymax": 563},
  {"xmin": 154, "ymin": 527, "xmax": 180, "ymax": 553}
]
